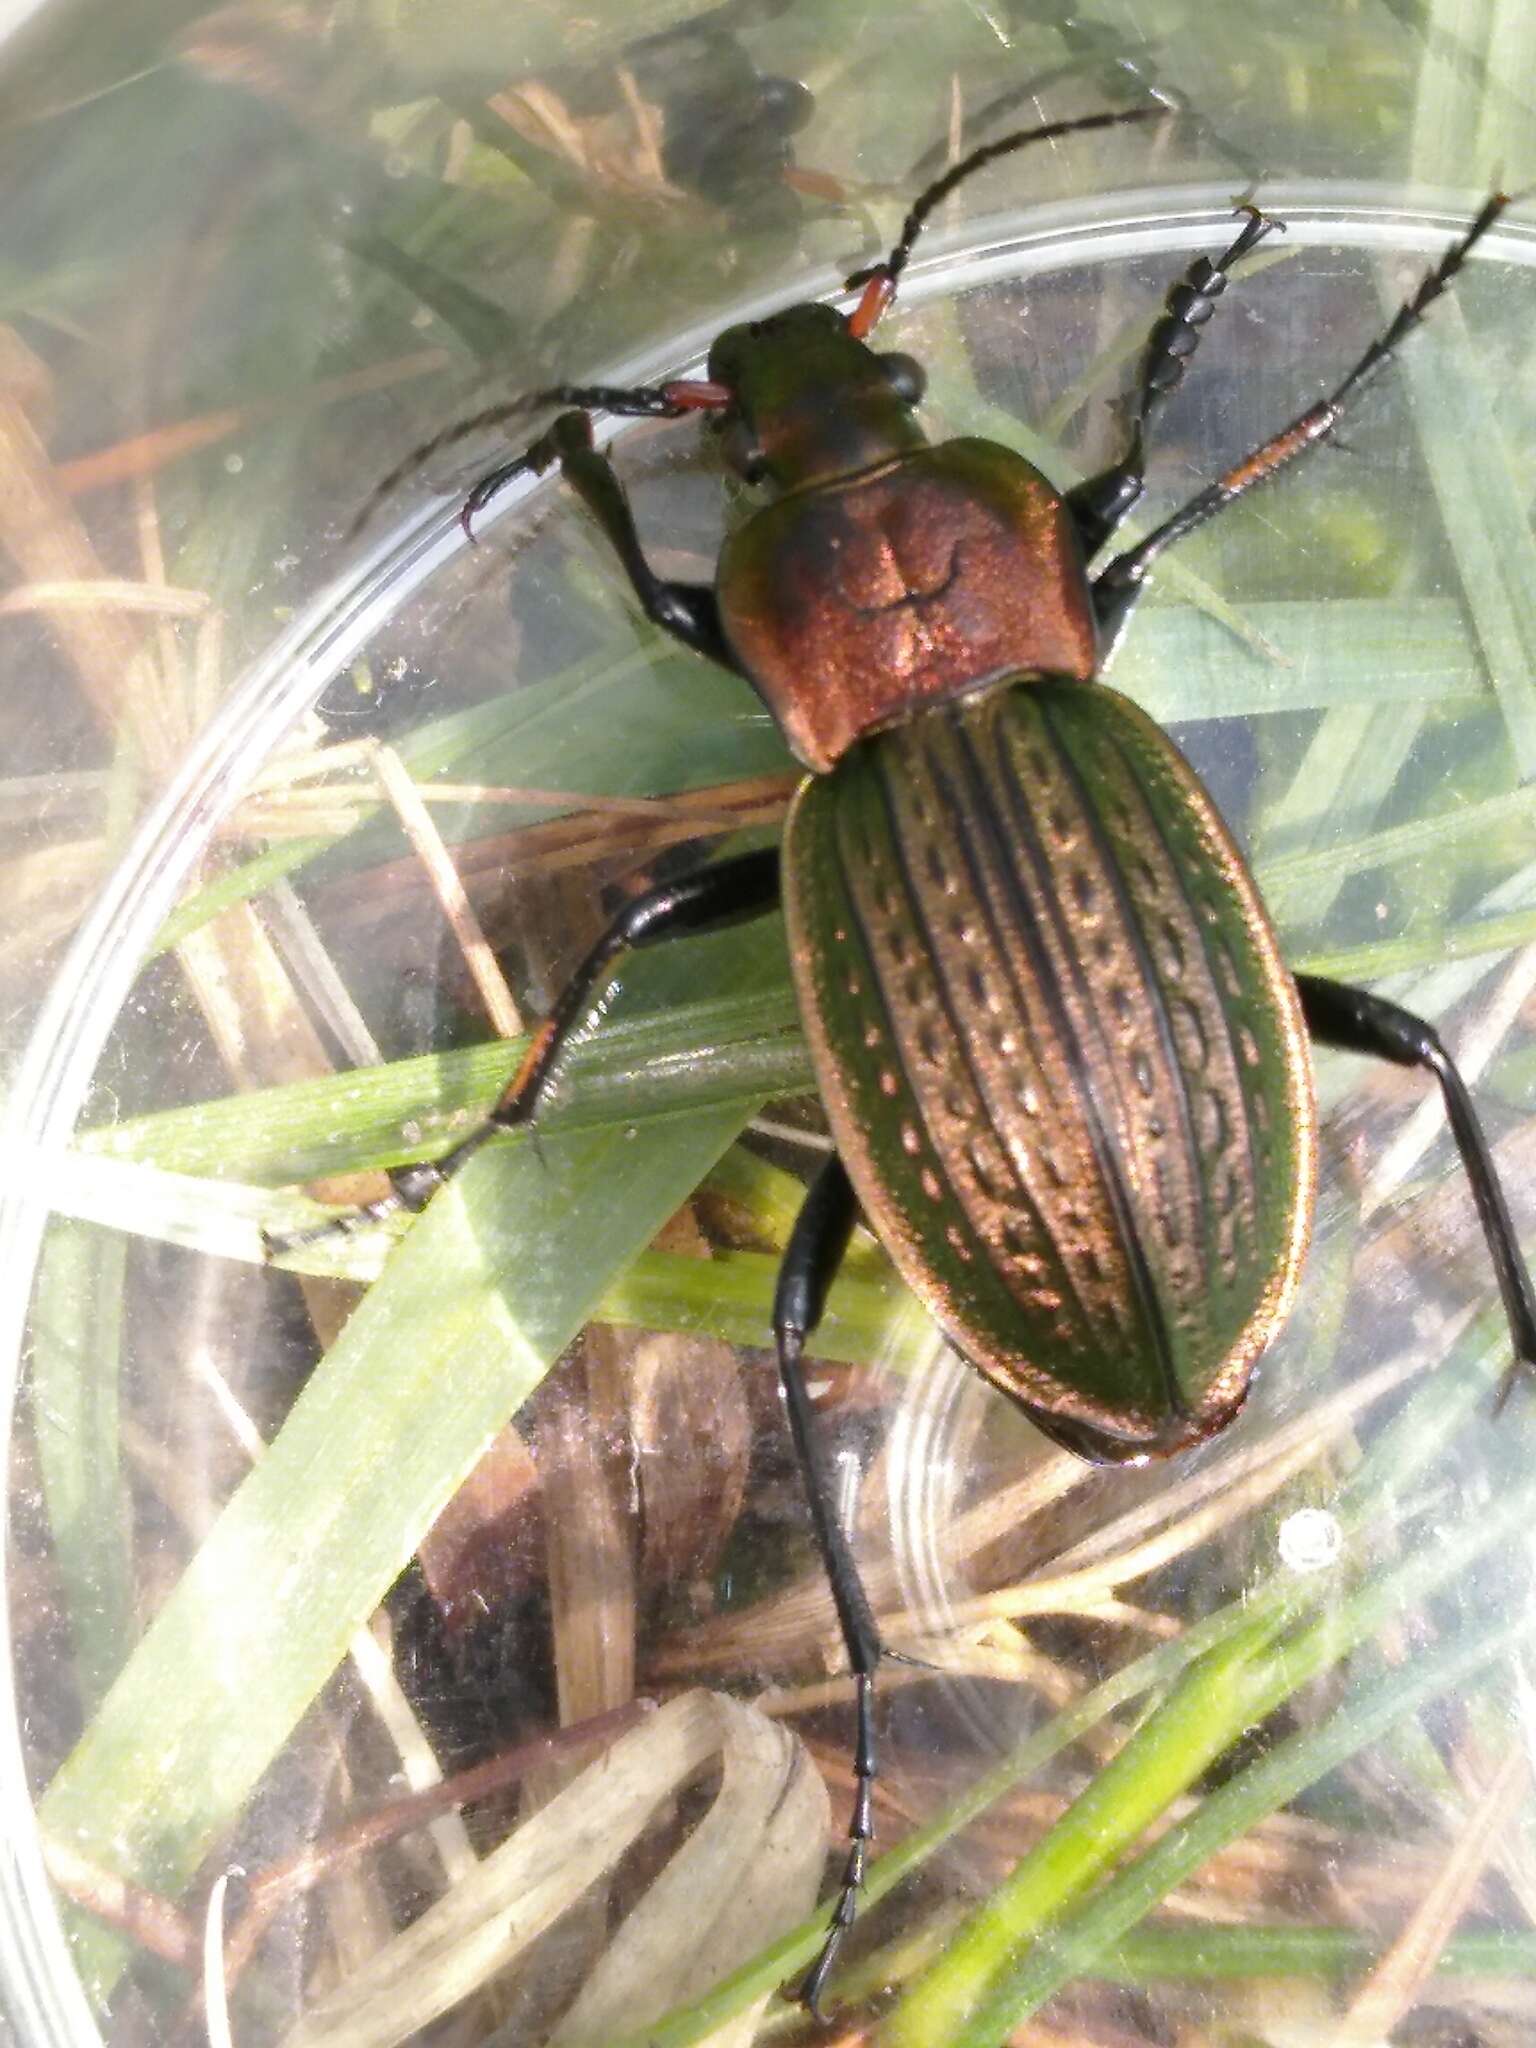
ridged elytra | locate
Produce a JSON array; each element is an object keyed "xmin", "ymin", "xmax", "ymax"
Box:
[
  {"xmin": 275, "ymin": 112, "xmax": 1536, "ymax": 2016},
  {"xmin": 783, "ymin": 675, "xmax": 1314, "ymax": 1464}
]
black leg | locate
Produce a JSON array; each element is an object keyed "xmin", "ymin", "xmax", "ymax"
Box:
[
  {"xmin": 772, "ymin": 1155, "xmax": 881, "ymax": 2017},
  {"xmin": 1067, "ymin": 205, "xmax": 1282, "ymax": 560},
  {"xmin": 354, "ymin": 377, "xmax": 694, "ymax": 538},
  {"xmin": 1296, "ymin": 973, "xmax": 1536, "ymax": 1396},
  {"xmin": 265, "ymin": 848, "xmax": 781, "ymax": 1253},
  {"xmin": 465, "ymin": 410, "xmax": 741, "ymax": 670},
  {"xmin": 1092, "ymin": 194, "xmax": 1511, "ymax": 648},
  {"xmin": 354, "ymin": 380, "xmax": 739, "ymax": 669}
]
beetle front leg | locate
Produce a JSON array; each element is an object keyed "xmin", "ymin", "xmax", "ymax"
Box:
[
  {"xmin": 1091, "ymin": 195, "xmax": 1511, "ymax": 651},
  {"xmin": 1295, "ymin": 973, "xmax": 1536, "ymax": 1395},
  {"xmin": 266, "ymin": 848, "xmax": 781, "ymax": 1252},
  {"xmin": 479, "ymin": 410, "xmax": 742, "ymax": 671},
  {"xmin": 772, "ymin": 1154, "xmax": 882, "ymax": 2017},
  {"xmin": 1067, "ymin": 204, "xmax": 1282, "ymax": 560}
]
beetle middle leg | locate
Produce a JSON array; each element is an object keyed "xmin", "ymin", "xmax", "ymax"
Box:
[
  {"xmin": 265, "ymin": 847, "xmax": 780, "ymax": 1251},
  {"xmin": 1295, "ymin": 974, "xmax": 1536, "ymax": 1396},
  {"xmin": 771, "ymin": 1153, "xmax": 881, "ymax": 2015},
  {"xmin": 1067, "ymin": 203, "xmax": 1283, "ymax": 559}
]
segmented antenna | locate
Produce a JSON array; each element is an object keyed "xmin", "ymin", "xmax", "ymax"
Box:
[
  {"xmin": 355, "ymin": 99, "xmax": 1174, "ymax": 525},
  {"xmin": 850, "ymin": 102, "xmax": 1168, "ymax": 297}
]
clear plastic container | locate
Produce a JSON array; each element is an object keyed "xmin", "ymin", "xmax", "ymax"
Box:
[{"xmin": 5, "ymin": 5, "xmax": 1536, "ymax": 2045}]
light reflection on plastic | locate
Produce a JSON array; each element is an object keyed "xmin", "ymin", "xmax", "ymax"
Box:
[{"xmin": 1277, "ymin": 1507, "xmax": 1343, "ymax": 1574}]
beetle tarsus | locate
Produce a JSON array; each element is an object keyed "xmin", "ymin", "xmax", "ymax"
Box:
[
  {"xmin": 884, "ymin": 1644, "xmax": 943, "ymax": 1674},
  {"xmin": 773, "ymin": 1159, "xmax": 884, "ymax": 2009},
  {"xmin": 454, "ymin": 854, "xmax": 784, "ymax": 1159},
  {"xmin": 795, "ymin": 1669, "xmax": 876, "ymax": 2017},
  {"xmin": 261, "ymin": 1184, "xmax": 408, "ymax": 1258},
  {"xmin": 1136, "ymin": 201, "xmax": 1282, "ymax": 420},
  {"xmin": 460, "ymin": 451, "xmax": 543, "ymax": 541},
  {"xmin": 262, "ymin": 1132, "xmax": 508, "ymax": 1257}
]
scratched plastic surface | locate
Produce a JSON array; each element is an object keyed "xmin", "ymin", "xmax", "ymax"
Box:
[{"xmin": 5, "ymin": 4, "xmax": 1536, "ymax": 2046}]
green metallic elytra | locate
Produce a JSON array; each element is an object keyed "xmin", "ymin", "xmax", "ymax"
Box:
[{"xmin": 783, "ymin": 678, "xmax": 1316, "ymax": 1461}]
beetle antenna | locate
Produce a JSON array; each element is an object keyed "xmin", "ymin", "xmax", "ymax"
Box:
[{"xmin": 845, "ymin": 101, "xmax": 1171, "ymax": 332}]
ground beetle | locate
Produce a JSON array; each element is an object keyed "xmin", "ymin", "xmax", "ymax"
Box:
[{"xmin": 280, "ymin": 106, "xmax": 1536, "ymax": 2012}]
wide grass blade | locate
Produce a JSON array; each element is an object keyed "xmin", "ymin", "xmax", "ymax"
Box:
[{"xmin": 38, "ymin": 1103, "xmax": 755, "ymax": 2009}]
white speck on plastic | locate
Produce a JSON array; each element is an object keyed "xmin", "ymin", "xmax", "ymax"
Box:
[
  {"xmin": 1278, "ymin": 1507, "xmax": 1342, "ymax": 1573},
  {"xmin": 223, "ymin": 453, "xmax": 243, "ymax": 474}
]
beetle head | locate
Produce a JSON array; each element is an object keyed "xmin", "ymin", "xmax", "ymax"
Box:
[{"xmin": 705, "ymin": 300, "xmax": 927, "ymax": 492}]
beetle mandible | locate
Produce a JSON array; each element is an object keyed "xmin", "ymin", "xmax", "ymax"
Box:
[{"xmin": 280, "ymin": 107, "xmax": 1536, "ymax": 2011}]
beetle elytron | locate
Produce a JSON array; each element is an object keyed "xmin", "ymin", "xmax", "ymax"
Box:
[{"xmin": 277, "ymin": 108, "xmax": 1536, "ymax": 2010}]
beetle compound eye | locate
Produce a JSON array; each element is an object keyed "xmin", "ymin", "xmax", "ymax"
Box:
[
  {"xmin": 720, "ymin": 414, "xmax": 768, "ymax": 483},
  {"xmin": 879, "ymin": 352, "xmax": 927, "ymax": 406}
]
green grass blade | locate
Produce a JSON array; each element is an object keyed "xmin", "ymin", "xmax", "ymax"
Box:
[
  {"xmin": 30, "ymin": 1222, "xmax": 134, "ymax": 1714},
  {"xmin": 882, "ymin": 1477, "xmax": 1534, "ymax": 2044},
  {"xmin": 77, "ymin": 982, "xmax": 807, "ymax": 1188},
  {"xmin": 602, "ymin": 1382, "xmax": 1519, "ymax": 2048},
  {"xmin": 1394, "ymin": 309, "xmax": 1536, "ymax": 777},
  {"xmin": 1117, "ymin": 597, "xmax": 1484, "ymax": 721},
  {"xmin": 950, "ymin": 1615, "xmax": 1531, "ymax": 2040},
  {"xmin": 38, "ymin": 1103, "xmax": 753, "ymax": 2010},
  {"xmin": 1101, "ymin": 1920, "xmax": 1536, "ymax": 1983},
  {"xmin": 152, "ymin": 640, "xmax": 786, "ymax": 957}
]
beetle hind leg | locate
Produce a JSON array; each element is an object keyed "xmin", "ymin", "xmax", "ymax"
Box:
[
  {"xmin": 1295, "ymin": 973, "xmax": 1536, "ymax": 1398},
  {"xmin": 772, "ymin": 1154, "xmax": 884, "ymax": 2015}
]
